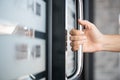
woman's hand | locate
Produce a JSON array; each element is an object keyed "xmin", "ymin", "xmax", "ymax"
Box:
[{"xmin": 70, "ymin": 20, "xmax": 104, "ymax": 52}]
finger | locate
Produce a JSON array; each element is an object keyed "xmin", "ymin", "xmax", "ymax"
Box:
[
  {"xmin": 70, "ymin": 41, "xmax": 84, "ymax": 47},
  {"xmin": 71, "ymin": 46, "xmax": 79, "ymax": 51},
  {"xmin": 78, "ymin": 19, "xmax": 93, "ymax": 29},
  {"xmin": 70, "ymin": 35, "xmax": 87, "ymax": 41},
  {"xmin": 70, "ymin": 29, "xmax": 84, "ymax": 36},
  {"xmin": 78, "ymin": 19, "xmax": 88, "ymax": 26}
]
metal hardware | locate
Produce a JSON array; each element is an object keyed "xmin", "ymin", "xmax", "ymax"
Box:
[{"xmin": 66, "ymin": 0, "xmax": 83, "ymax": 79}]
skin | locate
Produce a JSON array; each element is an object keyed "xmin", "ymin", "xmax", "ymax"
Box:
[{"xmin": 70, "ymin": 19, "xmax": 120, "ymax": 52}]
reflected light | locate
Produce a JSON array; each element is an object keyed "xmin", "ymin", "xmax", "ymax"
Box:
[
  {"xmin": 0, "ymin": 24, "xmax": 34, "ymax": 38},
  {"xmin": 0, "ymin": 24, "xmax": 16, "ymax": 34}
]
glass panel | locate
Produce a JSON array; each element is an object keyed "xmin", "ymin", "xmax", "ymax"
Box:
[
  {"xmin": 66, "ymin": 0, "xmax": 76, "ymax": 77},
  {"xmin": 0, "ymin": 35, "xmax": 46, "ymax": 80},
  {"xmin": 0, "ymin": 0, "xmax": 46, "ymax": 80}
]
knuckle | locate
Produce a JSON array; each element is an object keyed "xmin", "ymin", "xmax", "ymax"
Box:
[
  {"xmin": 70, "ymin": 29, "xmax": 75, "ymax": 35},
  {"xmin": 72, "ymin": 42, "xmax": 76, "ymax": 46}
]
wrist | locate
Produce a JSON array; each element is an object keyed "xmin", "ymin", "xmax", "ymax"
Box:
[
  {"xmin": 98, "ymin": 35, "xmax": 107, "ymax": 51},
  {"xmin": 99, "ymin": 35, "xmax": 111, "ymax": 51}
]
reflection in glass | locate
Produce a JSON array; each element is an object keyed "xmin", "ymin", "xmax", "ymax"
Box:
[{"xmin": 0, "ymin": 24, "xmax": 34, "ymax": 38}]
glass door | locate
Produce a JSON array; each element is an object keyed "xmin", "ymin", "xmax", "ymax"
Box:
[{"xmin": 0, "ymin": 0, "xmax": 47, "ymax": 80}]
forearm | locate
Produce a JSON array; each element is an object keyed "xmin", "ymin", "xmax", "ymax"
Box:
[{"xmin": 100, "ymin": 35, "xmax": 120, "ymax": 52}]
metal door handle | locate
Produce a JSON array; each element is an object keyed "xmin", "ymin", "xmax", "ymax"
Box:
[{"xmin": 67, "ymin": 0, "xmax": 83, "ymax": 79}]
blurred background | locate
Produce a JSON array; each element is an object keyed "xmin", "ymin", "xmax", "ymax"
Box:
[{"xmin": 94, "ymin": 0, "xmax": 120, "ymax": 80}]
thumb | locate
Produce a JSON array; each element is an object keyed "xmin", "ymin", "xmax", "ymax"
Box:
[{"xmin": 78, "ymin": 19, "xmax": 93, "ymax": 29}]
